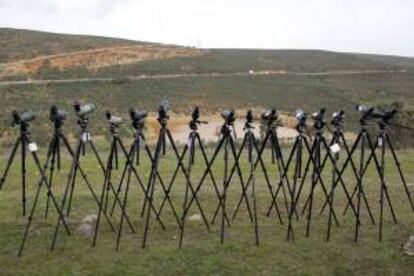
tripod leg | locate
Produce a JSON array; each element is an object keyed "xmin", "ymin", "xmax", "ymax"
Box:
[
  {"xmin": 165, "ymin": 129, "xmax": 210, "ymax": 230},
  {"xmin": 93, "ymin": 139, "xmax": 116, "ymax": 246},
  {"xmin": 156, "ymin": 145, "xmax": 187, "ymax": 218},
  {"xmin": 0, "ymin": 137, "xmax": 22, "ymax": 190},
  {"xmin": 251, "ymin": 134, "xmax": 284, "ymax": 225},
  {"xmin": 249, "ymin": 133, "xmax": 259, "ymax": 245},
  {"xmin": 287, "ymin": 138, "xmax": 300, "ymax": 241},
  {"xmin": 385, "ymin": 134, "xmax": 414, "ymax": 211},
  {"xmin": 196, "ymin": 133, "xmax": 231, "ymax": 226},
  {"xmin": 51, "ymin": 138, "xmax": 83, "ymax": 251},
  {"xmin": 221, "ymin": 138, "xmax": 230, "ymax": 243},
  {"xmin": 89, "ymin": 139, "xmax": 136, "ymax": 233},
  {"xmin": 59, "ymin": 133, "xmax": 117, "ymax": 232},
  {"xmin": 142, "ymin": 131, "xmax": 163, "ymax": 248},
  {"xmin": 116, "ymin": 143, "xmax": 135, "ymax": 251},
  {"xmin": 366, "ymin": 134, "xmax": 398, "ymax": 224},
  {"xmin": 211, "ymin": 134, "xmax": 248, "ymax": 224},
  {"xmin": 45, "ymin": 136, "xmax": 58, "ymax": 218},
  {"xmin": 302, "ymin": 137, "xmax": 340, "ymax": 226},
  {"xmin": 305, "ymin": 137, "xmax": 320, "ymax": 237},
  {"xmin": 65, "ymin": 139, "xmax": 81, "ymax": 217},
  {"xmin": 183, "ymin": 135, "xmax": 226, "ymax": 225},
  {"xmin": 31, "ymin": 151, "xmax": 71, "ymax": 233},
  {"xmin": 229, "ymin": 135, "xmax": 254, "ymax": 222},
  {"xmin": 320, "ymin": 132, "xmax": 363, "ymax": 214},
  {"xmin": 109, "ymin": 142, "xmax": 135, "ymax": 216},
  {"xmin": 21, "ymin": 135, "xmax": 27, "ymax": 216},
  {"xmin": 179, "ymin": 136, "xmax": 195, "ymax": 248}
]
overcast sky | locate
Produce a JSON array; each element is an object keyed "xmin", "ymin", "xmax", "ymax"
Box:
[{"xmin": 0, "ymin": 0, "xmax": 413, "ymax": 57}]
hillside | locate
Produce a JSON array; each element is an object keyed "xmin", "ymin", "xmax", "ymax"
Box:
[{"xmin": 0, "ymin": 28, "xmax": 414, "ymax": 144}]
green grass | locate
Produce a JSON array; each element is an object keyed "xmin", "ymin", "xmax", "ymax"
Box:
[{"xmin": 0, "ymin": 142, "xmax": 413, "ymax": 275}]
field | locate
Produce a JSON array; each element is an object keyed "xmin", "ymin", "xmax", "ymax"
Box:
[
  {"xmin": 0, "ymin": 28, "xmax": 414, "ymax": 275},
  {"xmin": 0, "ymin": 143, "xmax": 413, "ymax": 275}
]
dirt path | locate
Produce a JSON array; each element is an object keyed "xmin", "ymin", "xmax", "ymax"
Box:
[{"xmin": 0, "ymin": 69, "xmax": 408, "ymax": 87}]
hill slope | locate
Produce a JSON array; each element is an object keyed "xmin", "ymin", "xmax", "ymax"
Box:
[{"xmin": 0, "ymin": 28, "xmax": 414, "ymax": 143}]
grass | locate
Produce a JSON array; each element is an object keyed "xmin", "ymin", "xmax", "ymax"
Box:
[{"xmin": 0, "ymin": 139, "xmax": 413, "ymax": 275}]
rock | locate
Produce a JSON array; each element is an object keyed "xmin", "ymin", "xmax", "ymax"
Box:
[
  {"xmin": 77, "ymin": 223, "xmax": 95, "ymax": 237},
  {"xmin": 172, "ymin": 235, "xmax": 177, "ymax": 240},
  {"xmin": 82, "ymin": 214, "xmax": 98, "ymax": 224},
  {"xmin": 188, "ymin": 214, "xmax": 202, "ymax": 222},
  {"xmin": 403, "ymin": 235, "xmax": 414, "ymax": 256}
]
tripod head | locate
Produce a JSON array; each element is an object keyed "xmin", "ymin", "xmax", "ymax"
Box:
[
  {"xmin": 157, "ymin": 100, "xmax": 170, "ymax": 127},
  {"xmin": 261, "ymin": 108, "xmax": 278, "ymax": 129},
  {"xmin": 221, "ymin": 109, "xmax": 236, "ymax": 135},
  {"xmin": 356, "ymin": 105, "xmax": 375, "ymax": 126},
  {"xmin": 130, "ymin": 108, "xmax": 147, "ymax": 131},
  {"xmin": 105, "ymin": 111, "xmax": 123, "ymax": 134},
  {"xmin": 12, "ymin": 110, "xmax": 35, "ymax": 131},
  {"xmin": 331, "ymin": 110, "xmax": 345, "ymax": 131},
  {"xmin": 295, "ymin": 109, "xmax": 307, "ymax": 132},
  {"xmin": 189, "ymin": 106, "xmax": 208, "ymax": 131},
  {"xmin": 49, "ymin": 105, "xmax": 67, "ymax": 129},
  {"xmin": 311, "ymin": 108, "xmax": 326, "ymax": 131},
  {"xmin": 244, "ymin": 109, "xmax": 255, "ymax": 131},
  {"xmin": 73, "ymin": 101, "xmax": 95, "ymax": 130},
  {"xmin": 373, "ymin": 109, "xmax": 397, "ymax": 128}
]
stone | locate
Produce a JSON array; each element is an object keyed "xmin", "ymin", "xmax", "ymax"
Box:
[
  {"xmin": 77, "ymin": 223, "xmax": 94, "ymax": 237},
  {"xmin": 188, "ymin": 213, "xmax": 202, "ymax": 222},
  {"xmin": 82, "ymin": 214, "xmax": 98, "ymax": 224},
  {"xmin": 403, "ymin": 235, "xmax": 414, "ymax": 256}
]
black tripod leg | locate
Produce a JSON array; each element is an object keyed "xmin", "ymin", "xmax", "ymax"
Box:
[
  {"xmin": 31, "ymin": 150, "xmax": 71, "ymax": 237},
  {"xmin": 183, "ymin": 135, "xmax": 226, "ymax": 224},
  {"xmin": 252, "ymin": 134, "xmax": 284, "ymax": 224},
  {"xmin": 18, "ymin": 136, "xmax": 55, "ymax": 256},
  {"xmin": 229, "ymin": 135, "xmax": 255, "ymax": 222},
  {"xmin": 142, "ymin": 131, "xmax": 163, "ymax": 248},
  {"xmin": 93, "ymin": 139, "xmax": 116, "ymax": 247},
  {"xmin": 59, "ymin": 133, "xmax": 117, "ymax": 232},
  {"xmin": 214, "ymin": 134, "xmax": 247, "ymax": 223},
  {"xmin": 0, "ymin": 137, "xmax": 21, "ymax": 190},
  {"xmin": 45, "ymin": 136, "xmax": 57, "ymax": 218},
  {"xmin": 386, "ymin": 134, "xmax": 414, "ymax": 211},
  {"xmin": 196, "ymin": 133, "xmax": 231, "ymax": 225},
  {"xmin": 21, "ymin": 136, "xmax": 27, "ymax": 217},
  {"xmin": 165, "ymin": 129, "xmax": 210, "ymax": 230},
  {"xmin": 109, "ymin": 142, "xmax": 135, "ymax": 216},
  {"xmin": 366, "ymin": 134, "xmax": 398, "ymax": 224},
  {"xmin": 302, "ymin": 137, "xmax": 340, "ymax": 226},
  {"xmin": 156, "ymin": 146, "xmax": 187, "ymax": 218},
  {"xmin": 116, "ymin": 143, "xmax": 136, "ymax": 251},
  {"xmin": 51, "ymin": 138, "xmax": 83, "ymax": 251},
  {"xmin": 89, "ymin": 139, "xmax": 135, "ymax": 233},
  {"xmin": 287, "ymin": 138, "xmax": 300, "ymax": 241}
]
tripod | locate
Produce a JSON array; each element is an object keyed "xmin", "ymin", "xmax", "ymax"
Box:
[
  {"xmin": 51, "ymin": 112, "xmax": 133, "ymax": 250},
  {"xmin": 224, "ymin": 110, "xmax": 288, "ymax": 225},
  {"xmin": 293, "ymin": 110, "xmax": 356, "ymax": 238},
  {"xmin": 108, "ymin": 110, "xmax": 167, "ymax": 250},
  {"xmin": 282, "ymin": 111, "xmax": 338, "ymax": 240},
  {"xmin": 344, "ymin": 118, "xmax": 411, "ymax": 241},
  {"xmin": 346, "ymin": 115, "xmax": 398, "ymax": 242},
  {"xmin": 177, "ymin": 109, "xmax": 222, "ymax": 248},
  {"xmin": 92, "ymin": 114, "xmax": 141, "ymax": 247},
  {"xmin": 142, "ymin": 105, "xmax": 204, "ymax": 248},
  {"xmin": 0, "ymin": 113, "xmax": 71, "ymax": 256}
]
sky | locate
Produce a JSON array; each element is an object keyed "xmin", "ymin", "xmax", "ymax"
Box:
[{"xmin": 0, "ymin": 0, "xmax": 413, "ymax": 57}]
